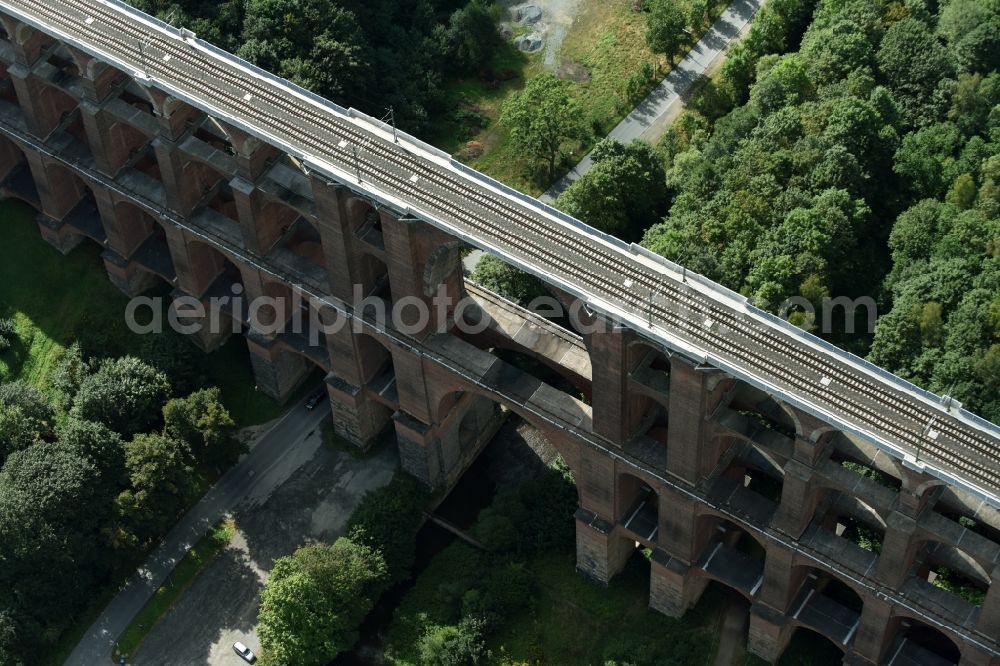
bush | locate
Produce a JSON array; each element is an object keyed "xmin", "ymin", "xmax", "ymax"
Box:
[
  {"xmin": 462, "ymin": 561, "xmax": 536, "ymax": 627},
  {"xmin": 71, "ymin": 356, "xmax": 171, "ymax": 437},
  {"xmin": 470, "ymin": 460, "xmax": 577, "ymax": 554},
  {"xmin": 417, "ymin": 616, "xmax": 488, "ymax": 666},
  {"xmin": 51, "ymin": 342, "xmax": 89, "ymax": 408},
  {"xmin": 347, "ymin": 471, "xmax": 430, "ymax": 583}
]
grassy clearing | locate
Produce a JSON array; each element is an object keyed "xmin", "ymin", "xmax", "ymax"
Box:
[
  {"xmin": 489, "ymin": 551, "xmax": 724, "ymax": 665},
  {"xmin": 113, "ymin": 519, "xmax": 237, "ymax": 661},
  {"xmin": 0, "ymin": 199, "xmax": 283, "ymax": 427},
  {"xmin": 436, "ymin": 0, "xmax": 731, "ymax": 195},
  {"xmin": 383, "ymin": 545, "xmax": 725, "ymax": 665}
]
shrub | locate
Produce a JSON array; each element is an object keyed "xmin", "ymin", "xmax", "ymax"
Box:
[
  {"xmin": 51, "ymin": 342, "xmax": 89, "ymax": 408},
  {"xmin": 417, "ymin": 616, "xmax": 488, "ymax": 666},
  {"xmin": 347, "ymin": 471, "xmax": 430, "ymax": 583},
  {"xmin": 71, "ymin": 356, "xmax": 171, "ymax": 437}
]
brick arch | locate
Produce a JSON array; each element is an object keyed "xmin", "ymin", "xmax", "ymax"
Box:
[
  {"xmin": 111, "ymin": 199, "xmax": 156, "ymax": 254},
  {"xmin": 256, "ymin": 198, "xmax": 300, "ymax": 252},
  {"xmin": 283, "ymin": 215, "xmax": 327, "ymax": 271},
  {"xmin": 688, "ymin": 512, "xmax": 768, "ymax": 601},
  {"xmin": 908, "ymin": 537, "xmax": 993, "ymax": 594},
  {"xmin": 253, "ymin": 275, "xmax": 297, "ymax": 332},
  {"xmin": 430, "ymin": 382, "xmax": 582, "ymax": 483},
  {"xmin": 0, "ymin": 133, "xmax": 32, "ymax": 199},
  {"xmin": 39, "ymin": 158, "xmax": 97, "ymax": 221},
  {"xmin": 345, "ymin": 195, "xmax": 379, "ymax": 233},
  {"xmin": 694, "ymin": 511, "xmax": 770, "ymax": 556},
  {"xmin": 882, "ymin": 614, "xmax": 963, "ymax": 665},
  {"xmin": 183, "ymin": 238, "xmax": 245, "ymax": 300},
  {"xmin": 617, "ymin": 469, "xmax": 659, "ymax": 545}
]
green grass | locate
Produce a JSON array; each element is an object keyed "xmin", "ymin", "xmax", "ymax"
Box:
[
  {"xmin": 113, "ymin": 519, "xmax": 236, "ymax": 661},
  {"xmin": 433, "ymin": 0, "xmax": 731, "ymax": 196},
  {"xmin": 0, "ymin": 198, "xmax": 284, "ymax": 427},
  {"xmin": 383, "ymin": 545, "xmax": 725, "ymax": 666}
]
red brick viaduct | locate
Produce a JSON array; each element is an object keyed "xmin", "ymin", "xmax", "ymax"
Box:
[{"xmin": 0, "ymin": 12, "xmax": 997, "ymax": 665}]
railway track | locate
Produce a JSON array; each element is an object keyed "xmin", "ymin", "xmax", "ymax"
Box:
[{"xmin": 7, "ymin": 0, "xmax": 1000, "ymax": 500}]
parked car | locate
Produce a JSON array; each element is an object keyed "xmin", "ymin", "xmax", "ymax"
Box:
[
  {"xmin": 305, "ymin": 389, "xmax": 325, "ymax": 410},
  {"xmin": 233, "ymin": 641, "xmax": 256, "ymax": 663}
]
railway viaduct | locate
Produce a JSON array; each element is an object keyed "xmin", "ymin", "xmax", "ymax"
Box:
[{"xmin": 0, "ymin": 1, "xmax": 999, "ymax": 663}]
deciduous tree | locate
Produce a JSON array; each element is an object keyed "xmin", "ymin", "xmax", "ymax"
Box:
[
  {"xmin": 258, "ymin": 538, "xmax": 387, "ymax": 665},
  {"xmin": 500, "ymin": 74, "xmax": 589, "ymax": 181},
  {"xmin": 71, "ymin": 356, "xmax": 171, "ymax": 437}
]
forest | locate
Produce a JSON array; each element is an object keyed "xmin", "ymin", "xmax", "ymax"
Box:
[
  {"xmin": 552, "ymin": 0, "xmax": 1000, "ymax": 424},
  {"xmin": 0, "ymin": 333, "xmax": 245, "ymax": 664},
  {"xmin": 130, "ymin": 0, "xmax": 503, "ymax": 132}
]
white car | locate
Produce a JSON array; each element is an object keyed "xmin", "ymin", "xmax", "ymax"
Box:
[{"xmin": 233, "ymin": 641, "xmax": 256, "ymax": 663}]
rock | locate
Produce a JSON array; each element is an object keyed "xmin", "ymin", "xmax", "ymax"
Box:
[
  {"xmin": 498, "ymin": 22, "xmax": 513, "ymax": 40},
  {"xmin": 514, "ymin": 33, "xmax": 544, "ymax": 52},
  {"xmin": 513, "ymin": 4, "xmax": 543, "ymax": 25}
]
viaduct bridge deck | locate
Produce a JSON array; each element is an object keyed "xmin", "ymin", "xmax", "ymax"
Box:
[{"xmin": 5, "ymin": 0, "xmax": 998, "ymax": 510}]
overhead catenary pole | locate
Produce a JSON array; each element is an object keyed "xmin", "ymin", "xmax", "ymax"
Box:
[
  {"xmin": 352, "ymin": 144, "xmax": 362, "ymax": 183},
  {"xmin": 136, "ymin": 37, "xmax": 148, "ymax": 77}
]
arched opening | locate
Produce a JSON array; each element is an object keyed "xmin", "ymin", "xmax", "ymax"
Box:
[
  {"xmin": 789, "ymin": 566, "xmax": 862, "ymax": 648},
  {"xmin": 777, "ymin": 627, "xmax": 844, "ymax": 665},
  {"xmin": 44, "ymin": 44, "xmax": 80, "ymax": 88},
  {"xmin": 830, "ymin": 439, "xmax": 902, "ymax": 492},
  {"xmin": 115, "ymin": 201, "xmax": 176, "ymax": 282},
  {"xmin": 129, "ymin": 143, "xmax": 161, "ymax": 182},
  {"xmin": 0, "ymin": 135, "xmax": 36, "ymax": 206},
  {"xmin": 348, "ymin": 196, "xmax": 383, "ymax": 249},
  {"xmin": 192, "ymin": 117, "xmax": 234, "ymax": 155},
  {"xmin": 358, "ymin": 253, "xmax": 389, "ymax": 299},
  {"xmin": 887, "ymin": 618, "xmax": 961, "ymax": 665},
  {"xmin": 694, "ymin": 516, "xmax": 766, "ymax": 599},
  {"xmin": 256, "ymin": 199, "xmax": 300, "ymax": 252},
  {"xmin": 813, "ymin": 490, "xmax": 886, "ymax": 556},
  {"xmin": 618, "ymin": 471, "xmax": 658, "ymax": 544},
  {"xmin": 119, "ymin": 86, "xmax": 155, "ymax": 117},
  {"xmin": 706, "ymin": 439, "xmax": 786, "ymax": 525},
  {"xmin": 910, "ymin": 540, "xmax": 990, "ymax": 607},
  {"xmin": 356, "ymin": 332, "xmax": 396, "ymax": 403},
  {"xmin": 727, "ymin": 386, "xmax": 798, "ymax": 440},
  {"xmin": 189, "ymin": 241, "xmax": 246, "ymax": 327},
  {"xmin": 267, "ymin": 214, "xmax": 328, "ymax": 286},
  {"xmin": 42, "ymin": 161, "xmax": 105, "ymax": 244},
  {"xmin": 933, "ymin": 488, "xmax": 1000, "ymax": 545},
  {"xmin": 625, "ymin": 341, "xmax": 671, "ymax": 449},
  {"xmin": 492, "ymin": 348, "xmax": 587, "ymax": 403}
]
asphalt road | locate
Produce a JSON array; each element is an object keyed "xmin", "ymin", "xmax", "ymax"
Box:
[
  {"xmin": 130, "ymin": 421, "xmax": 397, "ymax": 665},
  {"xmin": 65, "ymin": 390, "xmax": 333, "ymax": 666},
  {"xmin": 542, "ymin": 0, "xmax": 763, "ymax": 201}
]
